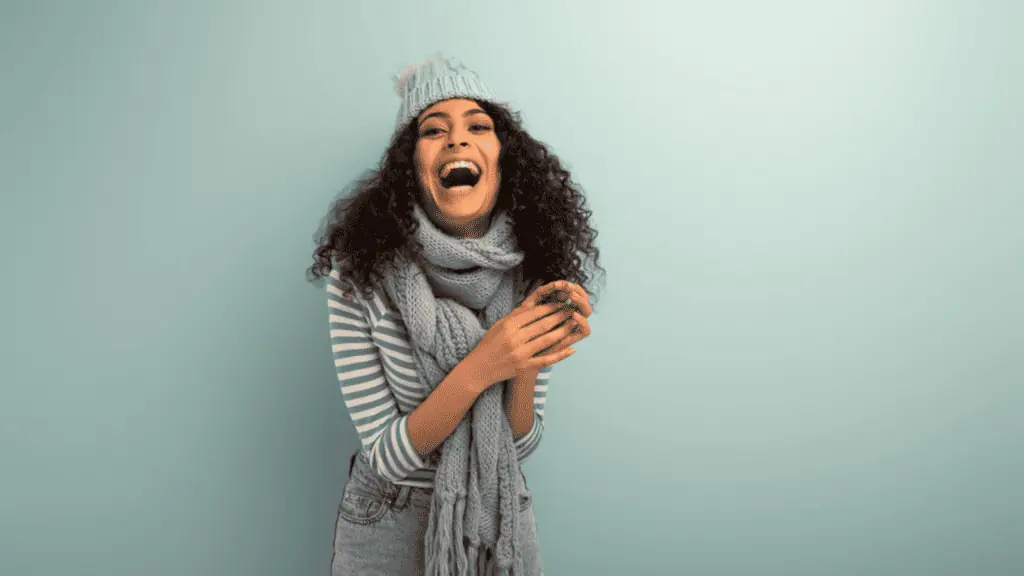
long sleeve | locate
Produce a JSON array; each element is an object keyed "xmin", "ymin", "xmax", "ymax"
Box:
[
  {"xmin": 511, "ymin": 365, "xmax": 552, "ymax": 462},
  {"xmin": 327, "ymin": 270, "xmax": 425, "ymax": 482}
]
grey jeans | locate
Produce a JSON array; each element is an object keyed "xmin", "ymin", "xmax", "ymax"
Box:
[{"xmin": 331, "ymin": 450, "xmax": 545, "ymax": 575}]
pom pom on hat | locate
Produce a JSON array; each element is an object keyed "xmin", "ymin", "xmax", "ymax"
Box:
[{"xmin": 393, "ymin": 54, "xmax": 442, "ymax": 96}]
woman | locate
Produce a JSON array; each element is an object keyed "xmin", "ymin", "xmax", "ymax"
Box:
[{"xmin": 308, "ymin": 55, "xmax": 605, "ymax": 576}]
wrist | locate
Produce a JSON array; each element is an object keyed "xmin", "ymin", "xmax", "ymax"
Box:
[
  {"xmin": 457, "ymin": 350, "xmax": 496, "ymax": 396},
  {"xmin": 514, "ymin": 367, "xmax": 540, "ymax": 382}
]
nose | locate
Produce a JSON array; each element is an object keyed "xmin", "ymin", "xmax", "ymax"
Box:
[{"xmin": 445, "ymin": 125, "xmax": 470, "ymax": 149}]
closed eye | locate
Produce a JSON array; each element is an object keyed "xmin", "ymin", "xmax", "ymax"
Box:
[{"xmin": 419, "ymin": 124, "xmax": 491, "ymax": 138}]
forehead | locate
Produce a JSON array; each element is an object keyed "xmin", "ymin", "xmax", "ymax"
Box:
[{"xmin": 417, "ymin": 98, "xmax": 486, "ymax": 122}]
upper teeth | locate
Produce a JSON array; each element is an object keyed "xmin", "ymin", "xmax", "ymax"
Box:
[{"xmin": 439, "ymin": 160, "xmax": 480, "ymax": 178}]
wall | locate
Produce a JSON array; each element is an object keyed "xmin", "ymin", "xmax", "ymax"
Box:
[{"xmin": 2, "ymin": 1, "xmax": 1021, "ymax": 574}]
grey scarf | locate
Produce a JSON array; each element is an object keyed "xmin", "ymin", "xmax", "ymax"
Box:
[{"xmin": 382, "ymin": 201, "xmax": 527, "ymax": 575}]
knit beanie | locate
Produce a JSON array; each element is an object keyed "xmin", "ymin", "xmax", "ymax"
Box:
[{"xmin": 393, "ymin": 54, "xmax": 498, "ymax": 132}]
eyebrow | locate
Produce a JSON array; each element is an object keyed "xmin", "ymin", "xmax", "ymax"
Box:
[{"xmin": 418, "ymin": 108, "xmax": 488, "ymax": 126}]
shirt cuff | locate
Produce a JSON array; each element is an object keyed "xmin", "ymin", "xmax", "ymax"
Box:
[
  {"xmin": 371, "ymin": 414, "xmax": 426, "ymax": 481},
  {"xmin": 513, "ymin": 413, "xmax": 544, "ymax": 461}
]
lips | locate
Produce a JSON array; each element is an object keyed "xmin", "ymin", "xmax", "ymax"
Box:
[
  {"xmin": 437, "ymin": 159, "xmax": 481, "ymax": 178},
  {"xmin": 437, "ymin": 160, "xmax": 482, "ymax": 189}
]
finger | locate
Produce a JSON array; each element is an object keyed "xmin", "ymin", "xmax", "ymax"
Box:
[
  {"xmin": 548, "ymin": 282, "xmax": 589, "ymax": 317},
  {"xmin": 527, "ymin": 314, "xmax": 578, "ymax": 356},
  {"xmin": 533, "ymin": 280, "xmax": 591, "ymax": 319},
  {"xmin": 536, "ymin": 321, "xmax": 585, "ymax": 357},
  {"xmin": 546, "ymin": 280, "xmax": 575, "ymax": 301},
  {"xmin": 534, "ymin": 315, "xmax": 579, "ymax": 353},
  {"xmin": 540, "ymin": 309, "xmax": 588, "ymax": 343},
  {"xmin": 568, "ymin": 310, "xmax": 591, "ymax": 338},
  {"xmin": 566, "ymin": 284, "xmax": 593, "ymax": 318},
  {"xmin": 515, "ymin": 302, "xmax": 563, "ymax": 327},
  {"xmin": 529, "ymin": 342, "xmax": 577, "ymax": 369},
  {"xmin": 521, "ymin": 282, "xmax": 555, "ymax": 307},
  {"xmin": 526, "ymin": 280, "xmax": 574, "ymax": 307},
  {"xmin": 524, "ymin": 305, "xmax": 574, "ymax": 342}
]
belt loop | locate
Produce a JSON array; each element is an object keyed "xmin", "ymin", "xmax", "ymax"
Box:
[
  {"xmin": 393, "ymin": 485, "xmax": 412, "ymax": 510},
  {"xmin": 348, "ymin": 452, "xmax": 357, "ymax": 477}
]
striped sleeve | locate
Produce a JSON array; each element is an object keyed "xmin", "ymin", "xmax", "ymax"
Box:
[
  {"xmin": 327, "ymin": 270, "xmax": 425, "ymax": 482},
  {"xmin": 512, "ymin": 364, "xmax": 552, "ymax": 462}
]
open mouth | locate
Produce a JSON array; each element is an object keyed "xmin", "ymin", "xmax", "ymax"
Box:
[{"xmin": 438, "ymin": 160, "xmax": 481, "ymax": 190}]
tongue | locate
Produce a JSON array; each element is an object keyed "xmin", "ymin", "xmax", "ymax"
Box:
[{"xmin": 441, "ymin": 167, "xmax": 479, "ymax": 188}]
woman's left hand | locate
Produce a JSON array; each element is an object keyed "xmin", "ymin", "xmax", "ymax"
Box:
[{"xmin": 519, "ymin": 280, "xmax": 592, "ymax": 354}]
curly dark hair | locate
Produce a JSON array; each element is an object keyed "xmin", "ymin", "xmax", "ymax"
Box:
[{"xmin": 307, "ymin": 99, "xmax": 606, "ymax": 310}]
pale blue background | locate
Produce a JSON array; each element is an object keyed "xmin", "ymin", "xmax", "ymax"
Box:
[{"xmin": 2, "ymin": 1, "xmax": 1022, "ymax": 575}]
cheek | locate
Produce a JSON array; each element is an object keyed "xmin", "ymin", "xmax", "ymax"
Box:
[
  {"xmin": 414, "ymin": 146, "xmax": 432, "ymax": 179},
  {"xmin": 485, "ymin": 140, "xmax": 502, "ymax": 176}
]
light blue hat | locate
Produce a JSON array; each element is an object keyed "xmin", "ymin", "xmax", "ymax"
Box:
[{"xmin": 393, "ymin": 54, "xmax": 498, "ymax": 131}]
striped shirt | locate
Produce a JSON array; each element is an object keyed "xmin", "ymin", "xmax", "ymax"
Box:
[{"xmin": 327, "ymin": 269, "xmax": 552, "ymax": 488}]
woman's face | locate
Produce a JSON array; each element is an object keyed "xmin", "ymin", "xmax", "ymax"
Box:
[{"xmin": 414, "ymin": 98, "xmax": 501, "ymax": 238}]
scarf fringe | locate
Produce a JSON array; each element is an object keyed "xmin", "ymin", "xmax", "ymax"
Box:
[
  {"xmin": 466, "ymin": 545, "xmax": 479, "ymax": 576},
  {"xmin": 454, "ymin": 494, "xmax": 469, "ymax": 575},
  {"xmin": 425, "ymin": 492, "xmax": 461, "ymax": 576}
]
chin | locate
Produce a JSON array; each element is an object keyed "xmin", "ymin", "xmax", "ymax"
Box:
[
  {"xmin": 423, "ymin": 187, "xmax": 498, "ymax": 236},
  {"xmin": 430, "ymin": 187, "xmax": 495, "ymax": 218}
]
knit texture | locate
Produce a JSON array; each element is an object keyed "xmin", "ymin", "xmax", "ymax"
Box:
[
  {"xmin": 393, "ymin": 54, "xmax": 499, "ymax": 132},
  {"xmin": 381, "ymin": 202, "xmax": 527, "ymax": 576}
]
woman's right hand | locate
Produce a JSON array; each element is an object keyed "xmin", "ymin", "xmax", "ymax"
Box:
[{"xmin": 466, "ymin": 302, "xmax": 578, "ymax": 390}]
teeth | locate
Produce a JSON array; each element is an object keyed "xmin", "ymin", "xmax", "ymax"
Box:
[{"xmin": 439, "ymin": 160, "xmax": 480, "ymax": 178}]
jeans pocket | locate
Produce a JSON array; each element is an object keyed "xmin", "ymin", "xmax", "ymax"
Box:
[
  {"xmin": 518, "ymin": 470, "xmax": 533, "ymax": 513},
  {"xmin": 338, "ymin": 488, "xmax": 392, "ymax": 525},
  {"xmin": 518, "ymin": 488, "xmax": 533, "ymax": 513}
]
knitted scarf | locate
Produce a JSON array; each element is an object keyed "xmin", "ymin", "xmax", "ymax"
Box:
[{"xmin": 381, "ymin": 201, "xmax": 527, "ymax": 576}]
